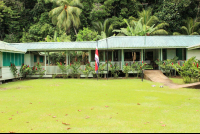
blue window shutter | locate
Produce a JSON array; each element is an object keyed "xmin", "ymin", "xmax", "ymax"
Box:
[
  {"xmin": 11, "ymin": 53, "xmax": 14, "ymax": 64},
  {"xmin": 34, "ymin": 55, "xmax": 37, "ymax": 62},
  {"xmin": 15, "ymin": 53, "xmax": 19, "ymax": 66},
  {"xmin": 40, "ymin": 56, "xmax": 43, "ymax": 63},
  {"xmin": 3, "ymin": 52, "xmax": 7, "ymax": 66},
  {"xmin": 19, "ymin": 54, "xmax": 22, "ymax": 66}
]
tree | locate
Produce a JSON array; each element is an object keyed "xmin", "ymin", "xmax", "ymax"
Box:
[
  {"xmin": 76, "ymin": 27, "xmax": 99, "ymax": 41},
  {"xmin": 44, "ymin": 31, "xmax": 71, "ymax": 42},
  {"xmin": 48, "ymin": 0, "xmax": 83, "ymax": 35},
  {"xmin": 20, "ymin": 12, "xmax": 55, "ymax": 42},
  {"xmin": 129, "ymin": 8, "xmax": 169, "ymax": 35},
  {"xmin": 92, "ymin": 18, "xmax": 114, "ymax": 39},
  {"xmin": 113, "ymin": 18, "xmax": 157, "ymax": 36},
  {"xmin": 154, "ymin": 0, "xmax": 198, "ymax": 34},
  {"xmin": 173, "ymin": 17, "xmax": 200, "ymax": 35}
]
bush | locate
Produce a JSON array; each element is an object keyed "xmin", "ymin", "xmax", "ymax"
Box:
[
  {"xmin": 123, "ymin": 63, "xmax": 131, "ymax": 78},
  {"xmin": 108, "ymin": 61, "xmax": 120, "ymax": 78},
  {"xmin": 9, "ymin": 63, "xmax": 18, "ymax": 78},
  {"xmin": 171, "ymin": 57, "xmax": 200, "ymax": 83},
  {"xmin": 82, "ymin": 62, "xmax": 93, "ymax": 78},
  {"xmin": 131, "ymin": 61, "xmax": 148, "ymax": 78},
  {"xmin": 57, "ymin": 62, "xmax": 69, "ymax": 78},
  {"xmin": 155, "ymin": 56, "xmax": 178, "ymax": 77}
]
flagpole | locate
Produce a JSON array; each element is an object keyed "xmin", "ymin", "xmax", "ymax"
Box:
[
  {"xmin": 97, "ymin": 40, "xmax": 99, "ymax": 81},
  {"xmin": 106, "ymin": 38, "xmax": 108, "ymax": 80}
]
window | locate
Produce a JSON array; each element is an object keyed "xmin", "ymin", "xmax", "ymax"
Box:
[
  {"xmin": 34, "ymin": 55, "xmax": 37, "ymax": 62},
  {"xmin": 40, "ymin": 56, "xmax": 43, "ymax": 63},
  {"xmin": 3, "ymin": 52, "xmax": 24, "ymax": 66},
  {"xmin": 15, "ymin": 53, "xmax": 20, "ymax": 66}
]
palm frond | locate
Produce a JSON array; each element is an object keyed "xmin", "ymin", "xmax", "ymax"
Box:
[
  {"xmin": 173, "ymin": 32, "xmax": 181, "ymax": 35},
  {"xmin": 124, "ymin": 19, "xmax": 134, "ymax": 35},
  {"xmin": 92, "ymin": 21, "xmax": 103, "ymax": 35},
  {"xmin": 56, "ymin": 0, "xmax": 70, "ymax": 6},
  {"xmin": 137, "ymin": 8, "xmax": 152, "ymax": 25},
  {"xmin": 151, "ymin": 29, "xmax": 168, "ymax": 35},
  {"xmin": 54, "ymin": 31, "xmax": 58, "ymax": 42},
  {"xmin": 146, "ymin": 16, "xmax": 159, "ymax": 27},
  {"xmin": 192, "ymin": 22, "xmax": 200, "ymax": 33},
  {"xmin": 103, "ymin": 18, "xmax": 110, "ymax": 34},
  {"xmin": 180, "ymin": 26, "xmax": 189, "ymax": 35},
  {"xmin": 101, "ymin": 31, "xmax": 107, "ymax": 39},
  {"xmin": 107, "ymin": 24, "xmax": 114, "ymax": 37},
  {"xmin": 155, "ymin": 22, "xmax": 169, "ymax": 30},
  {"xmin": 116, "ymin": 33, "xmax": 126, "ymax": 36},
  {"xmin": 191, "ymin": 32, "xmax": 199, "ymax": 35},
  {"xmin": 49, "ymin": 6, "xmax": 63, "ymax": 17},
  {"xmin": 129, "ymin": 16, "xmax": 138, "ymax": 27},
  {"xmin": 70, "ymin": 0, "xmax": 83, "ymax": 9}
]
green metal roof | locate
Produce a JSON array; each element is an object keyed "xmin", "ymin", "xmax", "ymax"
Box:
[
  {"xmin": 8, "ymin": 36, "xmax": 200, "ymax": 52},
  {"xmin": 0, "ymin": 41, "xmax": 25, "ymax": 53}
]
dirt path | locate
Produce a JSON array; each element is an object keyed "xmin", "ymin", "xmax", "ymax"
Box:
[{"xmin": 144, "ymin": 70, "xmax": 200, "ymax": 89}]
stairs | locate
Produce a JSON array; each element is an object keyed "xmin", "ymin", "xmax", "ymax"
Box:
[{"xmin": 144, "ymin": 70, "xmax": 172, "ymax": 83}]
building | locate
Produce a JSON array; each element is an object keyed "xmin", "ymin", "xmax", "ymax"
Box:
[{"xmin": 1, "ymin": 36, "xmax": 200, "ymax": 80}]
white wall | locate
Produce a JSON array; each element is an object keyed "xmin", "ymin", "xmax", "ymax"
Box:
[
  {"xmin": 0, "ymin": 66, "xmax": 21, "ymax": 81},
  {"xmin": 0, "ymin": 52, "xmax": 2, "ymax": 78},
  {"xmin": 24, "ymin": 53, "xmax": 34, "ymax": 66},
  {"xmin": 167, "ymin": 49, "xmax": 176, "ymax": 59},
  {"xmin": 187, "ymin": 49, "xmax": 200, "ymax": 60}
]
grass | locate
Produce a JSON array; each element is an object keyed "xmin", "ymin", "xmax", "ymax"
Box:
[{"xmin": 0, "ymin": 78, "xmax": 200, "ymax": 133}]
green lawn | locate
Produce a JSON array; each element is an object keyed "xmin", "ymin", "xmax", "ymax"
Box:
[{"xmin": 0, "ymin": 78, "xmax": 200, "ymax": 133}]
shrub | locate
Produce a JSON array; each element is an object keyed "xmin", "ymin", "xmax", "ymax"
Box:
[
  {"xmin": 131, "ymin": 61, "xmax": 148, "ymax": 78},
  {"xmin": 108, "ymin": 61, "xmax": 120, "ymax": 78},
  {"xmin": 123, "ymin": 63, "xmax": 131, "ymax": 78},
  {"xmin": 171, "ymin": 57, "xmax": 200, "ymax": 83},
  {"xmin": 57, "ymin": 62, "xmax": 69, "ymax": 78},
  {"xmin": 82, "ymin": 62, "xmax": 93, "ymax": 78},
  {"xmin": 69, "ymin": 61, "xmax": 81, "ymax": 78},
  {"xmin": 155, "ymin": 56, "xmax": 178, "ymax": 77},
  {"xmin": 9, "ymin": 63, "xmax": 18, "ymax": 78}
]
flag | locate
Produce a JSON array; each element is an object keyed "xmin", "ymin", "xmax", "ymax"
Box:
[{"xmin": 95, "ymin": 44, "xmax": 99, "ymax": 74}]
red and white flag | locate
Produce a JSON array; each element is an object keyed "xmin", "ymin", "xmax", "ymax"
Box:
[{"xmin": 95, "ymin": 44, "xmax": 99, "ymax": 74}]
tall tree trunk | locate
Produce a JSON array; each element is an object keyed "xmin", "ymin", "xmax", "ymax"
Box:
[{"xmin": 74, "ymin": 27, "xmax": 77, "ymax": 36}]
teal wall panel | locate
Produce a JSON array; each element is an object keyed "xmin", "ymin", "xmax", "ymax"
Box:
[
  {"xmin": 15, "ymin": 53, "xmax": 19, "ymax": 66},
  {"xmin": 11, "ymin": 53, "xmax": 14, "ymax": 64}
]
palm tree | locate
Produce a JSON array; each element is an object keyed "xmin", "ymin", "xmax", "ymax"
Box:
[
  {"xmin": 91, "ymin": 18, "xmax": 114, "ymax": 39},
  {"xmin": 113, "ymin": 18, "xmax": 157, "ymax": 36},
  {"xmin": 44, "ymin": 31, "xmax": 71, "ymax": 42},
  {"xmin": 48, "ymin": 0, "xmax": 83, "ymax": 35},
  {"xmin": 132, "ymin": 8, "xmax": 169, "ymax": 35},
  {"xmin": 173, "ymin": 17, "xmax": 200, "ymax": 35}
]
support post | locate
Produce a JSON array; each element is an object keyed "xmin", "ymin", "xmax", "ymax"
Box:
[
  {"xmin": 103, "ymin": 50, "xmax": 105, "ymax": 61},
  {"xmin": 69, "ymin": 51, "xmax": 70, "ymax": 65},
  {"xmin": 48, "ymin": 52, "xmax": 50, "ymax": 66},
  {"xmin": 186, "ymin": 48, "xmax": 188, "ymax": 60},
  {"xmin": 88, "ymin": 50, "xmax": 91, "ymax": 62},
  {"xmin": 112, "ymin": 51, "xmax": 114, "ymax": 61},
  {"xmin": 141, "ymin": 49, "xmax": 143, "ymax": 62},
  {"xmin": 121, "ymin": 49, "xmax": 124, "ymax": 70},
  {"xmin": 45, "ymin": 51, "xmax": 46, "ymax": 75},
  {"xmin": 66, "ymin": 50, "xmax": 68, "ymax": 66}
]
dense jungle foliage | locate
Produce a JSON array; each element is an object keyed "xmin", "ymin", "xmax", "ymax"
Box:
[{"xmin": 1, "ymin": 0, "xmax": 200, "ymax": 43}]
